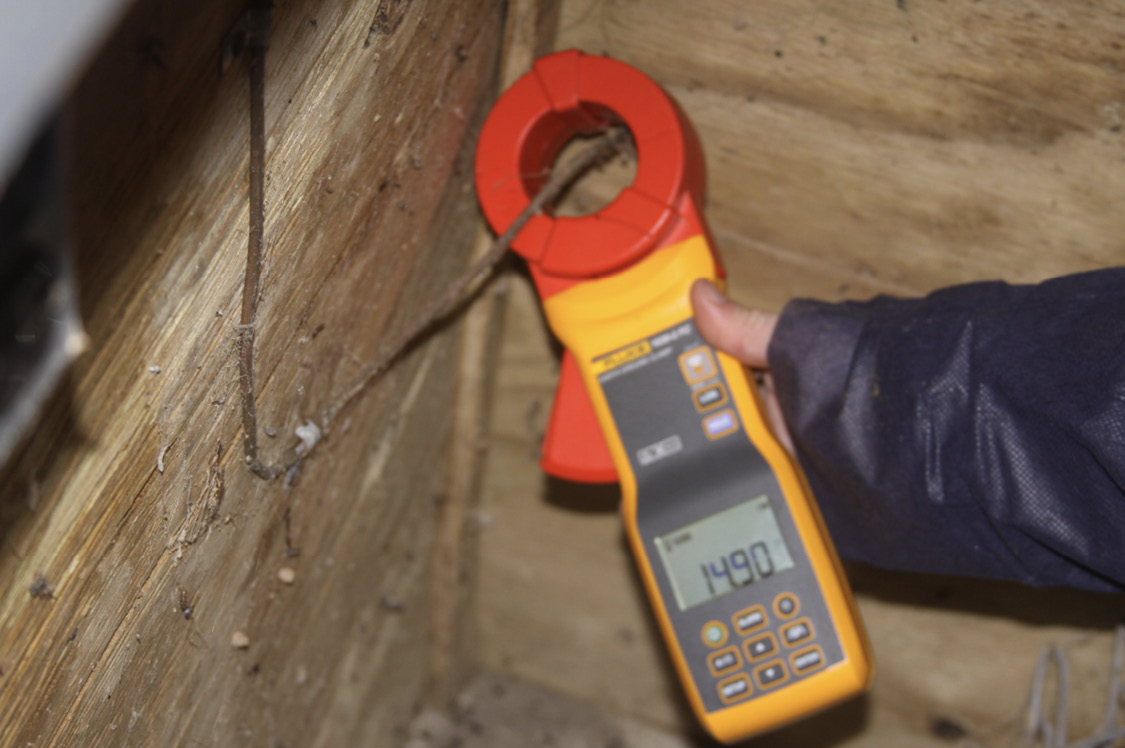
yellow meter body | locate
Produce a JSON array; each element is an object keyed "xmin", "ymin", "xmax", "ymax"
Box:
[{"xmin": 543, "ymin": 235, "xmax": 872, "ymax": 742}]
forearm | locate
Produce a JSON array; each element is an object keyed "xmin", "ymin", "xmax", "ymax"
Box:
[{"xmin": 768, "ymin": 268, "xmax": 1125, "ymax": 592}]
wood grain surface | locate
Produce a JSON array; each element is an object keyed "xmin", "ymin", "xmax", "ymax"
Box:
[{"xmin": 0, "ymin": 0, "xmax": 504, "ymax": 745}]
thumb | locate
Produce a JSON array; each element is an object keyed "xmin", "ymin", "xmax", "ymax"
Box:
[{"xmin": 690, "ymin": 279, "xmax": 778, "ymax": 369}]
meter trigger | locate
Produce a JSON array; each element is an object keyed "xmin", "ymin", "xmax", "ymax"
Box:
[{"xmin": 541, "ymin": 352, "xmax": 618, "ymax": 483}]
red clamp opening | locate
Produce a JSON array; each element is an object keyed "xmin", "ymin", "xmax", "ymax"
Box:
[
  {"xmin": 475, "ymin": 50, "xmax": 717, "ymax": 483},
  {"xmin": 476, "ymin": 49, "xmax": 712, "ymax": 297}
]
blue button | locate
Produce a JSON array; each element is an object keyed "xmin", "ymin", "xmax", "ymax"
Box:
[{"xmin": 704, "ymin": 410, "xmax": 737, "ymax": 438}]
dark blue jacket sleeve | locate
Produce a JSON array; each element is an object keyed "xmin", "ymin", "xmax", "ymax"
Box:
[{"xmin": 768, "ymin": 268, "xmax": 1125, "ymax": 592}]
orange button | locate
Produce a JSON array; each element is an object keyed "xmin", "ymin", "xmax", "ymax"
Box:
[
  {"xmin": 732, "ymin": 605, "xmax": 767, "ymax": 635},
  {"xmin": 693, "ymin": 383, "xmax": 728, "ymax": 412},
  {"xmin": 753, "ymin": 660, "xmax": 789, "ymax": 690},
  {"xmin": 774, "ymin": 593, "xmax": 799, "ymax": 619},
  {"xmin": 781, "ymin": 618, "xmax": 815, "ymax": 648},
  {"xmin": 679, "ymin": 346, "xmax": 716, "ymax": 384},
  {"xmin": 790, "ymin": 646, "xmax": 825, "ymax": 675},
  {"xmin": 707, "ymin": 646, "xmax": 742, "ymax": 677},
  {"xmin": 744, "ymin": 632, "xmax": 779, "ymax": 662},
  {"xmin": 701, "ymin": 620, "xmax": 728, "ymax": 648},
  {"xmin": 717, "ymin": 674, "xmax": 752, "ymax": 704}
]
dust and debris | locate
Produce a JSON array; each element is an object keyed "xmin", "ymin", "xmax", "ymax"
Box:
[
  {"xmin": 157, "ymin": 444, "xmax": 170, "ymax": 474},
  {"xmin": 365, "ymin": 0, "xmax": 409, "ymax": 48},
  {"xmin": 403, "ymin": 672, "xmax": 628, "ymax": 748},
  {"xmin": 148, "ymin": 365, "xmax": 161, "ymax": 374},
  {"xmin": 265, "ymin": 426, "xmax": 277, "ymax": 438},
  {"xmin": 295, "ymin": 665, "xmax": 308, "ymax": 685},
  {"xmin": 283, "ymin": 461, "xmax": 302, "ymax": 490},
  {"xmin": 1102, "ymin": 102, "xmax": 1122, "ymax": 132},
  {"xmin": 199, "ymin": 444, "xmax": 225, "ymax": 525},
  {"xmin": 404, "ymin": 710, "xmax": 455, "ymax": 748},
  {"xmin": 169, "ymin": 442, "xmax": 226, "ymax": 558},
  {"xmin": 467, "ymin": 509, "xmax": 495, "ymax": 530},
  {"xmin": 523, "ymin": 399, "xmax": 543, "ymax": 436},
  {"xmin": 929, "ymin": 716, "xmax": 967, "ymax": 740},
  {"xmin": 294, "ymin": 420, "xmax": 322, "ymax": 457},
  {"xmin": 231, "ymin": 630, "xmax": 250, "ymax": 649},
  {"xmin": 178, "ymin": 586, "xmax": 194, "ymax": 620},
  {"xmin": 29, "ymin": 573, "xmax": 54, "ymax": 600},
  {"xmin": 283, "ymin": 506, "xmax": 299, "ymax": 557},
  {"xmin": 278, "ymin": 567, "xmax": 297, "ymax": 585}
]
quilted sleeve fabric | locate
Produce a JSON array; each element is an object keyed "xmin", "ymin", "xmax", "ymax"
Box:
[{"xmin": 768, "ymin": 268, "xmax": 1125, "ymax": 592}]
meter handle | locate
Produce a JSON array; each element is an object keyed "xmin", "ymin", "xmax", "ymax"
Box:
[{"xmin": 540, "ymin": 351, "xmax": 619, "ymax": 483}]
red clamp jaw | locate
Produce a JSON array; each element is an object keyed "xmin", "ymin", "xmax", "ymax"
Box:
[{"xmin": 475, "ymin": 50, "xmax": 722, "ymax": 483}]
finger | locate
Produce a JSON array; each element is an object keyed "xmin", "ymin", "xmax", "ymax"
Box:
[
  {"xmin": 759, "ymin": 372, "xmax": 795, "ymax": 454},
  {"xmin": 690, "ymin": 279, "xmax": 778, "ymax": 369}
]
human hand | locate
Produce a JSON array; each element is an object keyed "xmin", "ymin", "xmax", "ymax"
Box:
[{"xmin": 689, "ymin": 279, "xmax": 793, "ymax": 453}]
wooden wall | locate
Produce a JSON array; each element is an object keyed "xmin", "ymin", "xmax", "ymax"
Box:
[
  {"xmin": 0, "ymin": 0, "xmax": 505, "ymax": 745},
  {"xmin": 476, "ymin": 1, "xmax": 1125, "ymax": 745}
]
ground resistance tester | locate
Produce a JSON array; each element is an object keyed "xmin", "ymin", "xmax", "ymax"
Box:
[{"xmin": 475, "ymin": 50, "xmax": 872, "ymax": 743}]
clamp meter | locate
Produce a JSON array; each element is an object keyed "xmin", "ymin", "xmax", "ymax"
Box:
[{"xmin": 475, "ymin": 50, "xmax": 872, "ymax": 743}]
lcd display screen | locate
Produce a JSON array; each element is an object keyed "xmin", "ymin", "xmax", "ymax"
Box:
[{"xmin": 654, "ymin": 494, "xmax": 795, "ymax": 611}]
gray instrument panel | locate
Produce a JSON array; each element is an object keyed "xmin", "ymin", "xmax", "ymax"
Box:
[{"xmin": 595, "ymin": 320, "xmax": 843, "ymax": 712}]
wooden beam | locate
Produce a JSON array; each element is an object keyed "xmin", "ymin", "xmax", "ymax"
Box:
[
  {"xmin": 426, "ymin": 0, "xmax": 563, "ymax": 707},
  {"xmin": 0, "ymin": 0, "xmax": 505, "ymax": 744}
]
